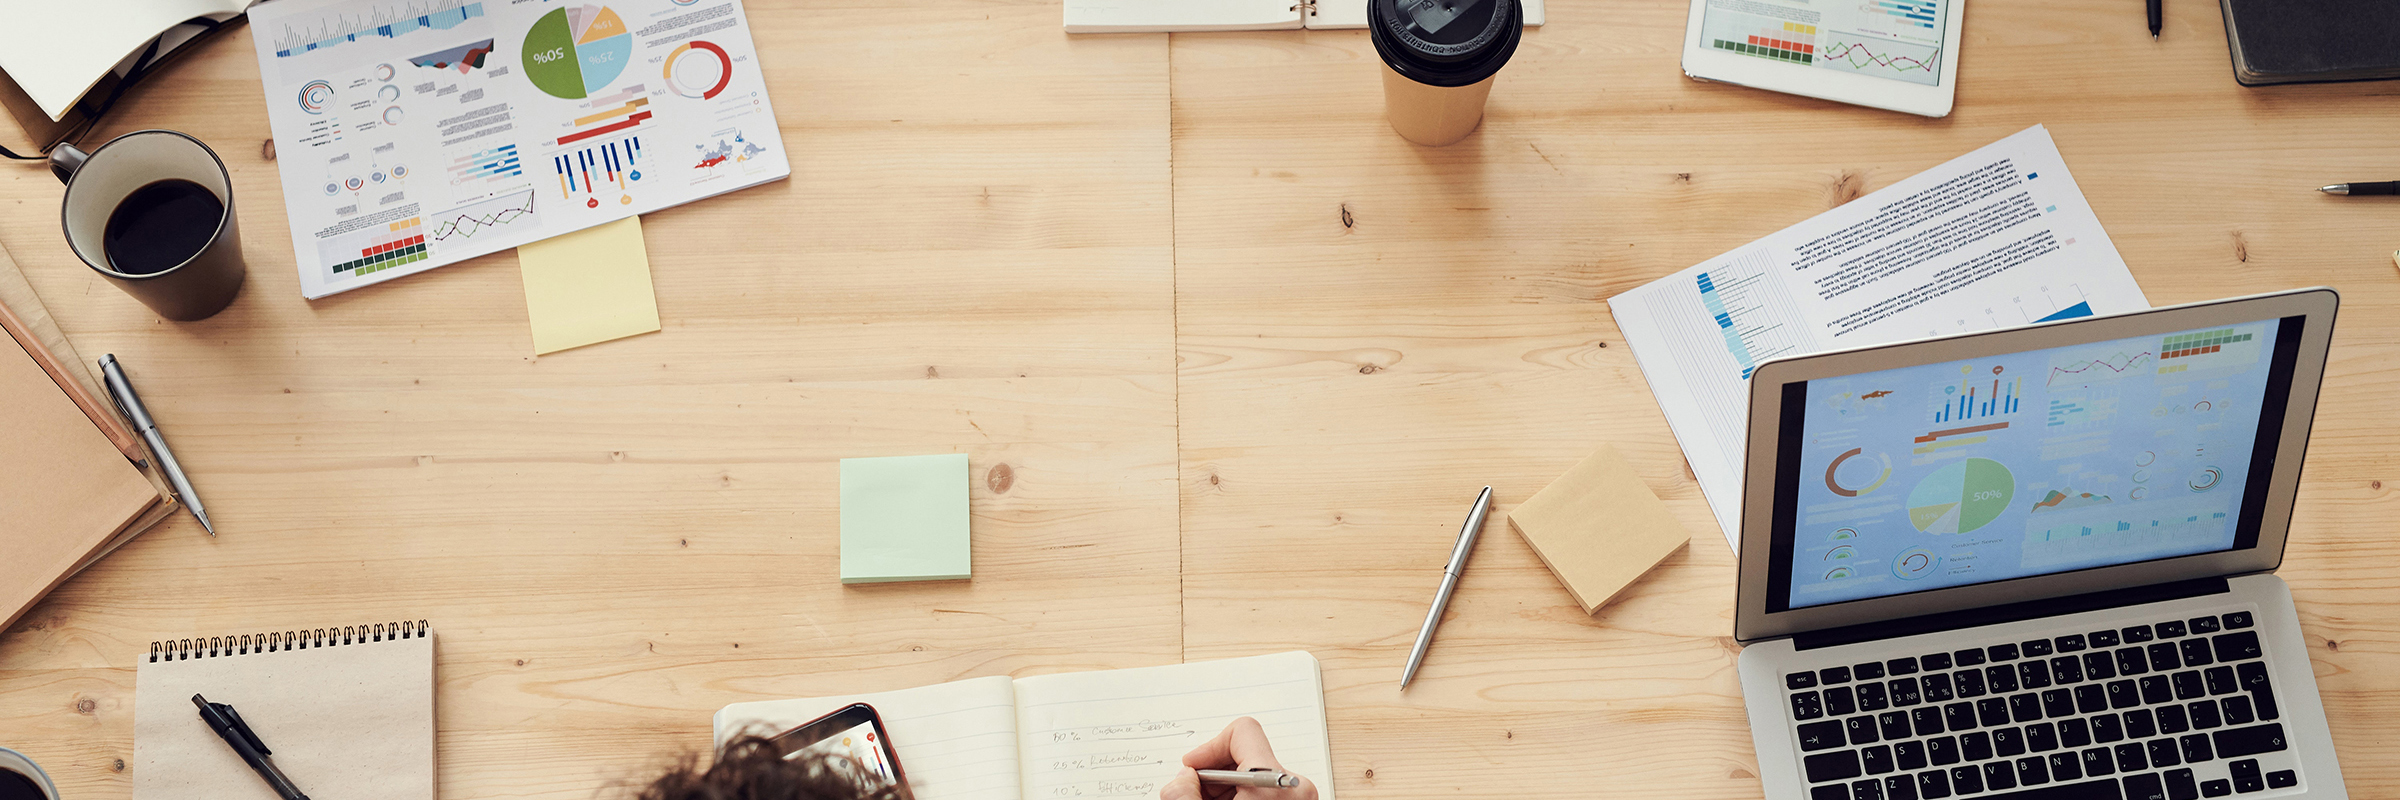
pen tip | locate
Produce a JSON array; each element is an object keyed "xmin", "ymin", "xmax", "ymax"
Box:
[{"xmin": 196, "ymin": 510, "xmax": 215, "ymax": 536}]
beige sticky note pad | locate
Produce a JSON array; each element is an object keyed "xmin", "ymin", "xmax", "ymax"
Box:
[
  {"xmin": 1507, "ymin": 444, "xmax": 1692, "ymax": 615},
  {"xmin": 518, "ymin": 216, "xmax": 662, "ymax": 355}
]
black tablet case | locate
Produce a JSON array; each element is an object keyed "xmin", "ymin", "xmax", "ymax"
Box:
[{"xmin": 2222, "ymin": 0, "xmax": 2400, "ymax": 85}]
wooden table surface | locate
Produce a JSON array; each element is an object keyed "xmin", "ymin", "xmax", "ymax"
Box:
[{"xmin": 1, "ymin": 1, "xmax": 2393, "ymax": 798}]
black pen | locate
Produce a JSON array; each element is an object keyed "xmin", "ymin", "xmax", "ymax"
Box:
[
  {"xmin": 2318, "ymin": 182, "xmax": 2400, "ymax": 196},
  {"xmin": 193, "ymin": 694, "xmax": 311, "ymax": 800},
  {"xmin": 2147, "ymin": 0, "xmax": 2162, "ymax": 38}
]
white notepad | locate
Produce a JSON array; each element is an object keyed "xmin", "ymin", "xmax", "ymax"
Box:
[
  {"xmin": 715, "ymin": 651, "xmax": 1336, "ymax": 800},
  {"xmin": 1064, "ymin": 0, "xmax": 1543, "ymax": 32},
  {"xmin": 133, "ymin": 621, "xmax": 437, "ymax": 800}
]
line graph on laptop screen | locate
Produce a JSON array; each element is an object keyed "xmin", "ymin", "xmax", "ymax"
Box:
[{"xmin": 1787, "ymin": 319, "xmax": 2282, "ymax": 609}]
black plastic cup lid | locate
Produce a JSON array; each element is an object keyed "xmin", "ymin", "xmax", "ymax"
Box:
[{"xmin": 1370, "ymin": 0, "xmax": 1522, "ymax": 87}]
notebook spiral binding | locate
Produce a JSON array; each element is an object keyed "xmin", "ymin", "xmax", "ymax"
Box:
[
  {"xmin": 1292, "ymin": 0, "xmax": 1317, "ymax": 15},
  {"xmin": 147, "ymin": 620, "xmax": 430, "ymax": 663}
]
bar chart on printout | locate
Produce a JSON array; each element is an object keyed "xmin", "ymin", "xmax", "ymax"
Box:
[{"xmin": 1691, "ymin": 254, "xmax": 1808, "ymax": 380}]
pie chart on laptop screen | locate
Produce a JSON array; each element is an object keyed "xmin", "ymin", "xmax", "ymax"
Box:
[
  {"xmin": 1906, "ymin": 457, "xmax": 2014, "ymax": 534},
  {"xmin": 523, "ymin": 4, "xmax": 633, "ymax": 100}
]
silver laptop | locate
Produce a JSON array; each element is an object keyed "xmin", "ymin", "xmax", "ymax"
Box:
[{"xmin": 1732, "ymin": 288, "xmax": 2348, "ymax": 800}]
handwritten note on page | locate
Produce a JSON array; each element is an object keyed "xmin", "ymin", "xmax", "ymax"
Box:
[
  {"xmin": 715, "ymin": 675, "xmax": 1024, "ymax": 800},
  {"xmin": 1012, "ymin": 652, "xmax": 1335, "ymax": 800}
]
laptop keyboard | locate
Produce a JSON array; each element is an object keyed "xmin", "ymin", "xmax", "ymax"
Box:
[{"xmin": 1784, "ymin": 611, "xmax": 2300, "ymax": 800}]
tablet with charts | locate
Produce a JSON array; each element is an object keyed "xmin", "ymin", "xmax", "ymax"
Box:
[{"xmin": 1680, "ymin": 0, "xmax": 1965, "ymax": 117}]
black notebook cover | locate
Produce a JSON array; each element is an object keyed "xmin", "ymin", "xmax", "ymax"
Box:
[{"xmin": 2222, "ymin": 0, "xmax": 2400, "ymax": 85}]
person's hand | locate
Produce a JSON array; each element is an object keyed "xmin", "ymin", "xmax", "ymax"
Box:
[{"xmin": 1159, "ymin": 717, "xmax": 1318, "ymax": 800}]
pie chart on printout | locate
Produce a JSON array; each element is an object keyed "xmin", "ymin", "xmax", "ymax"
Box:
[{"xmin": 523, "ymin": 5, "xmax": 633, "ymax": 100}]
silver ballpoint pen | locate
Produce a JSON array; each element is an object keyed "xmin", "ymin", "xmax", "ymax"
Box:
[
  {"xmin": 98, "ymin": 355, "xmax": 212, "ymax": 535},
  {"xmin": 1399, "ymin": 486, "xmax": 1492, "ymax": 689}
]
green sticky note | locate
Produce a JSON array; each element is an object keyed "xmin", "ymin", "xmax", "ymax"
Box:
[{"xmin": 840, "ymin": 453, "xmax": 972, "ymax": 584}]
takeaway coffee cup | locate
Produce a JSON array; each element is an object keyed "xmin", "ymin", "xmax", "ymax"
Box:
[
  {"xmin": 51, "ymin": 130, "xmax": 246, "ymax": 321},
  {"xmin": 0, "ymin": 747, "xmax": 60, "ymax": 800},
  {"xmin": 1369, "ymin": 0, "xmax": 1523, "ymax": 146}
]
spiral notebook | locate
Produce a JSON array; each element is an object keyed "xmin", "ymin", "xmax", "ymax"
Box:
[{"xmin": 132, "ymin": 621, "xmax": 437, "ymax": 800}]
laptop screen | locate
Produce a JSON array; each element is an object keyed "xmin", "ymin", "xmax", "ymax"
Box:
[{"xmin": 1772, "ymin": 315, "xmax": 2304, "ymax": 611}]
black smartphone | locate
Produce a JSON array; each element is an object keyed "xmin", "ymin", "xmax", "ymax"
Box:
[{"xmin": 768, "ymin": 703, "xmax": 912, "ymax": 798}]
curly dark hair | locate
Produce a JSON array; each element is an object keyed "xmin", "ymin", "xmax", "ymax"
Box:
[{"xmin": 637, "ymin": 735, "xmax": 909, "ymax": 800}]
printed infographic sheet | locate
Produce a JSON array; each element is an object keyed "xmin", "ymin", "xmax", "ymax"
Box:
[
  {"xmin": 1608, "ymin": 126, "xmax": 2150, "ymax": 550},
  {"xmin": 249, "ymin": 0, "xmax": 789, "ymax": 298}
]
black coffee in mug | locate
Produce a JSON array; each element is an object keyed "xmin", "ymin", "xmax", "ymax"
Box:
[
  {"xmin": 0, "ymin": 770, "xmax": 46, "ymax": 800},
  {"xmin": 104, "ymin": 178, "xmax": 225, "ymax": 275}
]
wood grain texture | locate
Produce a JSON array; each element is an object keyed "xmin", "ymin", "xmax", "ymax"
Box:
[
  {"xmin": 1169, "ymin": 1, "xmax": 2399, "ymax": 799},
  {"xmin": 0, "ymin": 0, "xmax": 2395, "ymax": 799}
]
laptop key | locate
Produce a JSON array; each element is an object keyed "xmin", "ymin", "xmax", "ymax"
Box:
[
  {"xmin": 2076, "ymin": 685, "xmax": 2109, "ymax": 715},
  {"xmin": 2187, "ymin": 700, "xmax": 2222, "ymax": 730},
  {"xmin": 2090, "ymin": 630, "xmax": 2120, "ymax": 648},
  {"xmin": 2178, "ymin": 639, "xmax": 2213, "ymax": 668},
  {"xmin": 2055, "ymin": 634, "xmax": 2086, "ymax": 653},
  {"xmin": 2114, "ymin": 742, "xmax": 2148, "ymax": 773},
  {"xmin": 2201, "ymin": 779, "xmax": 2231, "ymax": 797},
  {"xmin": 1982, "ymin": 761, "xmax": 2016, "ymax": 792},
  {"xmin": 1989, "ymin": 665, "xmax": 2022, "ymax": 694},
  {"xmin": 2265, "ymin": 771, "xmax": 2295, "ymax": 789},
  {"xmin": 2026, "ymin": 722, "xmax": 2059, "ymax": 752},
  {"xmin": 2042, "ymin": 689, "xmax": 2076, "ymax": 719},
  {"xmin": 1947, "ymin": 702, "xmax": 1980, "ymax": 732},
  {"xmin": 2189, "ymin": 616, "xmax": 2220, "ymax": 635},
  {"xmin": 2058, "ymin": 718, "xmax": 2091, "ymax": 748},
  {"xmin": 1883, "ymin": 710, "xmax": 1914, "ymax": 740},
  {"xmin": 2123, "ymin": 625, "xmax": 2155, "ymax": 644},
  {"xmin": 2117, "ymin": 647, "xmax": 2149, "ymax": 676},
  {"xmin": 1924, "ymin": 673, "xmax": 1957, "ymax": 702},
  {"xmin": 2048, "ymin": 752, "xmax": 2082, "ymax": 781},
  {"xmin": 2156, "ymin": 704, "xmax": 2189, "ymax": 734},
  {"xmin": 2123, "ymin": 771, "xmax": 2166, "ymax": 800},
  {"xmin": 1861, "ymin": 682, "xmax": 1893, "ymax": 711},
  {"xmin": 1980, "ymin": 698, "xmax": 2012, "ymax": 727},
  {"xmin": 1950, "ymin": 765, "xmax": 1983, "ymax": 795},
  {"xmin": 1898, "ymin": 740, "xmax": 1929, "ymax": 770},
  {"xmin": 1920, "ymin": 770, "xmax": 1952, "ymax": 799},
  {"xmin": 2123, "ymin": 708, "xmax": 2157, "ymax": 739},
  {"xmin": 2227, "ymin": 760, "xmax": 2259, "ymax": 782},
  {"xmin": 1795, "ymin": 691, "xmax": 1826, "ymax": 720},
  {"xmin": 2173, "ymin": 671, "xmax": 2205, "ymax": 701},
  {"xmin": 2236, "ymin": 663, "xmax": 2277, "ymax": 721},
  {"xmin": 1864, "ymin": 744, "xmax": 1897, "ymax": 775},
  {"xmin": 2023, "ymin": 639, "xmax": 2055, "ymax": 658},
  {"xmin": 1958, "ymin": 669, "xmax": 1989, "ymax": 698},
  {"xmin": 2079, "ymin": 747, "xmax": 2113, "ymax": 777},
  {"xmin": 1807, "ymin": 750, "xmax": 1865, "ymax": 783},
  {"xmin": 2221, "ymin": 611, "xmax": 2252, "ymax": 630},
  {"xmin": 1849, "ymin": 715, "xmax": 1882, "ymax": 745},
  {"xmin": 2156, "ymin": 621, "xmax": 2186, "ymax": 639},
  {"xmin": 1888, "ymin": 775, "xmax": 1920, "ymax": 800},
  {"xmin": 1957, "ymin": 649, "xmax": 1988, "ymax": 667},
  {"xmin": 2164, "ymin": 768, "xmax": 2198, "ymax": 800},
  {"xmin": 1893, "ymin": 677, "xmax": 1925, "ymax": 707},
  {"xmin": 2212, "ymin": 632, "xmax": 2262, "ymax": 663},
  {"xmin": 1813, "ymin": 784, "xmax": 1850, "ymax": 800},
  {"xmin": 2211, "ymin": 723, "xmax": 2287, "ymax": 758},
  {"xmin": 2010, "ymin": 693, "xmax": 2044, "ymax": 723},
  {"xmin": 2180, "ymin": 733, "xmax": 2214, "ymax": 763},
  {"xmin": 1924, "ymin": 652, "xmax": 1954, "ymax": 671},
  {"xmin": 1994, "ymin": 726, "xmax": 2026, "ymax": 757},
  {"xmin": 1829, "ymin": 686, "xmax": 1859, "ymax": 716},
  {"xmin": 2148, "ymin": 643, "xmax": 2181, "ymax": 671},
  {"xmin": 2083, "ymin": 652, "xmax": 2116, "ymax": 681},
  {"xmin": 2020, "ymin": 662, "xmax": 2053, "ymax": 689},
  {"xmin": 2090, "ymin": 713, "xmax": 2123, "ymax": 743},
  {"xmin": 1860, "ymin": 662, "xmax": 1889, "ymax": 680},
  {"xmin": 1989, "ymin": 643, "xmax": 2020, "ymax": 662},
  {"xmin": 2106, "ymin": 680, "xmax": 2140, "ymax": 709},
  {"xmin": 1929, "ymin": 735, "xmax": 1960, "ymax": 766},
  {"xmin": 1890, "ymin": 657, "xmax": 1921, "ymax": 676},
  {"xmin": 1800, "ymin": 720, "xmax": 1846, "ymax": 751},
  {"xmin": 1963, "ymin": 731, "xmax": 1993, "ymax": 761},
  {"xmin": 1857, "ymin": 779, "xmax": 1887, "ymax": 800},
  {"xmin": 2140, "ymin": 676, "xmax": 2173, "ymax": 705},
  {"xmin": 1791, "ymin": 672, "xmax": 1821, "ymax": 690},
  {"xmin": 2203, "ymin": 667, "xmax": 2235, "ymax": 696},
  {"xmin": 2221, "ymin": 695, "xmax": 2254, "ymax": 726},
  {"xmin": 1825, "ymin": 666, "xmax": 1855, "ymax": 685},
  {"xmin": 1916, "ymin": 707, "xmax": 1948, "ymax": 736},
  {"xmin": 2051, "ymin": 656, "xmax": 2084, "ymax": 685},
  {"xmin": 2016, "ymin": 756, "xmax": 2049, "ymax": 786},
  {"xmin": 2146, "ymin": 738, "xmax": 2180, "ymax": 768}
]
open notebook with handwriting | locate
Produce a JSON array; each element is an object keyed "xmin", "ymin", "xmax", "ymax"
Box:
[{"xmin": 714, "ymin": 651, "xmax": 1334, "ymax": 800}]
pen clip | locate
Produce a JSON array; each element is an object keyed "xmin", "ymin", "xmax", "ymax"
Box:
[{"xmin": 218, "ymin": 702, "xmax": 272, "ymax": 755}]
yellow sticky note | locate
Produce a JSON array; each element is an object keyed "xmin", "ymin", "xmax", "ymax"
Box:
[{"xmin": 517, "ymin": 216, "xmax": 661, "ymax": 355}]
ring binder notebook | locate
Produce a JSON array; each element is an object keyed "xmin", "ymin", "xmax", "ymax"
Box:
[{"xmin": 133, "ymin": 620, "xmax": 437, "ymax": 800}]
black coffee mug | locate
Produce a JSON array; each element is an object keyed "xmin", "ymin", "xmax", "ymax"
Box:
[
  {"xmin": 0, "ymin": 747, "xmax": 59, "ymax": 800},
  {"xmin": 52, "ymin": 130, "xmax": 246, "ymax": 321}
]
